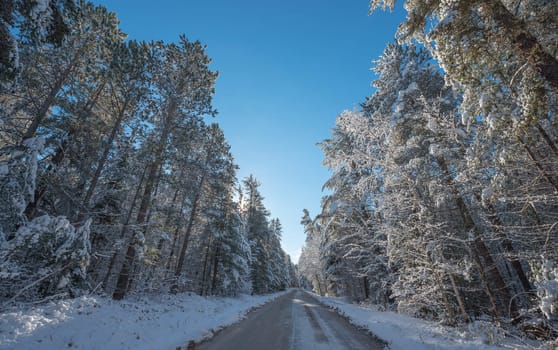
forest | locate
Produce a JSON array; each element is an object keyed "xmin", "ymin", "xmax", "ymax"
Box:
[
  {"xmin": 0, "ymin": 0, "xmax": 295, "ymax": 304},
  {"xmin": 298, "ymin": 0, "xmax": 558, "ymax": 343},
  {"xmin": 1, "ymin": 0, "xmax": 558, "ymax": 348}
]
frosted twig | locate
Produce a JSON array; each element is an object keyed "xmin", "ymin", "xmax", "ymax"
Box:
[{"xmin": 509, "ymin": 61, "xmax": 529, "ymax": 87}]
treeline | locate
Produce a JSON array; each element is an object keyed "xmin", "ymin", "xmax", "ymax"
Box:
[
  {"xmin": 0, "ymin": 0, "xmax": 295, "ymax": 304},
  {"xmin": 299, "ymin": 0, "xmax": 557, "ymax": 340}
]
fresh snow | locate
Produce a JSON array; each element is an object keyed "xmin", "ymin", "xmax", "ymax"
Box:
[
  {"xmin": 533, "ymin": 258, "xmax": 558, "ymax": 320},
  {"xmin": 0, "ymin": 290, "xmax": 288, "ymax": 350},
  {"xmin": 314, "ymin": 294, "xmax": 538, "ymax": 350}
]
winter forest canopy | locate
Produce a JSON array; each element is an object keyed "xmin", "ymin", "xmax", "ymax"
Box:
[
  {"xmin": 1, "ymin": 0, "xmax": 558, "ymax": 347},
  {"xmin": 298, "ymin": 0, "xmax": 558, "ymax": 344},
  {"xmin": 0, "ymin": 0, "xmax": 296, "ymax": 303}
]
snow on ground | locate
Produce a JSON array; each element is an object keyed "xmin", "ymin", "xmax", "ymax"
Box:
[
  {"xmin": 0, "ymin": 290, "xmax": 288, "ymax": 350},
  {"xmin": 314, "ymin": 294, "xmax": 541, "ymax": 350}
]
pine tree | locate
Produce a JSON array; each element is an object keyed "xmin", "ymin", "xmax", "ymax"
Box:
[
  {"xmin": 112, "ymin": 37, "xmax": 217, "ymax": 300},
  {"xmin": 298, "ymin": 209, "xmax": 327, "ymax": 295},
  {"xmin": 0, "ymin": 0, "xmax": 77, "ymax": 83},
  {"xmin": 241, "ymin": 176, "xmax": 289, "ymax": 294}
]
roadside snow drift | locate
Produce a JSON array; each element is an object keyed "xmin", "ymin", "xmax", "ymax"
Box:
[
  {"xmin": 0, "ymin": 291, "xmax": 287, "ymax": 350},
  {"xmin": 314, "ymin": 295, "xmax": 538, "ymax": 350}
]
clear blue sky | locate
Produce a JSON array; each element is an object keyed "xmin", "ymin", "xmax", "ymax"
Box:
[{"xmin": 91, "ymin": 0, "xmax": 405, "ymax": 263}]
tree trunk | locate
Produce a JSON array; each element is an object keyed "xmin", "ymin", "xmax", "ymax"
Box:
[
  {"xmin": 482, "ymin": 199, "xmax": 533, "ymax": 294},
  {"xmin": 112, "ymin": 100, "xmax": 177, "ymax": 299},
  {"xmin": 163, "ymin": 191, "xmax": 189, "ymax": 276},
  {"xmin": 314, "ymin": 274, "xmax": 323, "ymax": 295},
  {"xmin": 140, "ymin": 161, "xmax": 165, "ymax": 236},
  {"xmin": 112, "ymin": 161, "xmax": 160, "ymax": 300},
  {"xmin": 135, "ymin": 98, "xmax": 177, "ymax": 225},
  {"xmin": 24, "ymin": 79, "xmax": 107, "ymax": 219},
  {"xmin": 113, "ymin": 165, "xmax": 164, "ymax": 298},
  {"xmin": 199, "ymin": 236, "xmax": 213, "ymax": 296},
  {"xmin": 82, "ymin": 96, "xmax": 131, "ymax": 208},
  {"xmin": 210, "ymin": 247, "xmax": 220, "ymax": 295},
  {"xmin": 517, "ymin": 136, "xmax": 558, "ymax": 192},
  {"xmin": 363, "ymin": 276, "xmax": 369, "ymax": 300},
  {"xmin": 20, "ymin": 51, "xmax": 83, "ymax": 143},
  {"xmin": 437, "ymin": 272, "xmax": 456, "ymax": 325},
  {"xmin": 112, "ymin": 242, "xmax": 136, "ymax": 300},
  {"xmin": 165, "ymin": 224, "xmax": 182, "ymax": 277},
  {"xmin": 449, "ymin": 273, "xmax": 471, "ymax": 323},
  {"xmin": 475, "ymin": 254, "xmax": 503, "ymax": 320},
  {"xmin": 101, "ymin": 166, "xmax": 146, "ymax": 292},
  {"xmin": 175, "ymin": 172, "xmax": 207, "ymax": 276},
  {"xmin": 534, "ymin": 122, "xmax": 558, "ymax": 158},
  {"xmin": 436, "ymin": 156, "xmax": 516, "ymax": 319},
  {"xmin": 148, "ymin": 187, "xmax": 183, "ymax": 280}
]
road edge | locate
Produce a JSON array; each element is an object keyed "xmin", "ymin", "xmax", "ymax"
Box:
[
  {"xmin": 302, "ymin": 291, "xmax": 390, "ymax": 349},
  {"xmin": 177, "ymin": 289, "xmax": 294, "ymax": 350}
]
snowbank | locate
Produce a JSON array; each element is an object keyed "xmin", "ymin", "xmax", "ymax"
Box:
[
  {"xmin": 0, "ymin": 290, "xmax": 288, "ymax": 350},
  {"xmin": 313, "ymin": 294, "xmax": 538, "ymax": 350}
]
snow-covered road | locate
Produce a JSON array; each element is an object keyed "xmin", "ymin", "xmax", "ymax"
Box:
[{"xmin": 197, "ymin": 290, "xmax": 385, "ymax": 350}]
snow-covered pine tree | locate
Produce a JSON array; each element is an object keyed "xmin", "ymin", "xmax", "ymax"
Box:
[
  {"xmin": 0, "ymin": 0, "xmax": 77, "ymax": 84},
  {"xmin": 185, "ymin": 124, "xmax": 250, "ymax": 296},
  {"xmin": 241, "ymin": 176, "xmax": 290, "ymax": 294},
  {"xmin": 112, "ymin": 37, "xmax": 217, "ymax": 300},
  {"xmin": 371, "ymin": 1, "xmax": 558, "ymax": 326},
  {"xmin": 318, "ymin": 107, "xmax": 390, "ymax": 302},
  {"xmin": 242, "ymin": 175, "xmax": 272, "ymax": 294},
  {"xmin": 0, "ymin": 137, "xmax": 91, "ymax": 304},
  {"xmin": 298, "ymin": 209, "xmax": 327, "ymax": 295}
]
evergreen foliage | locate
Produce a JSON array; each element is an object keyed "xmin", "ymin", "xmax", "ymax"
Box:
[
  {"xmin": 0, "ymin": 0, "xmax": 291, "ymax": 307},
  {"xmin": 299, "ymin": 2, "xmax": 557, "ymax": 342}
]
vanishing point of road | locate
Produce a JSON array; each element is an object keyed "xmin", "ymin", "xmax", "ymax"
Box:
[{"xmin": 197, "ymin": 289, "xmax": 385, "ymax": 350}]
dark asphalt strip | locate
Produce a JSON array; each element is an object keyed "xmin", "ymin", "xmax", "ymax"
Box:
[{"xmin": 194, "ymin": 289, "xmax": 386, "ymax": 350}]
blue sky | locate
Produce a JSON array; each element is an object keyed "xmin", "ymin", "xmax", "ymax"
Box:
[{"xmin": 91, "ymin": 0, "xmax": 405, "ymax": 263}]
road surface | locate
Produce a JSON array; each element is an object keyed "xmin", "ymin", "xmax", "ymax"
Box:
[{"xmin": 197, "ymin": 289, "xmax": 385, "ymax": 350}]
